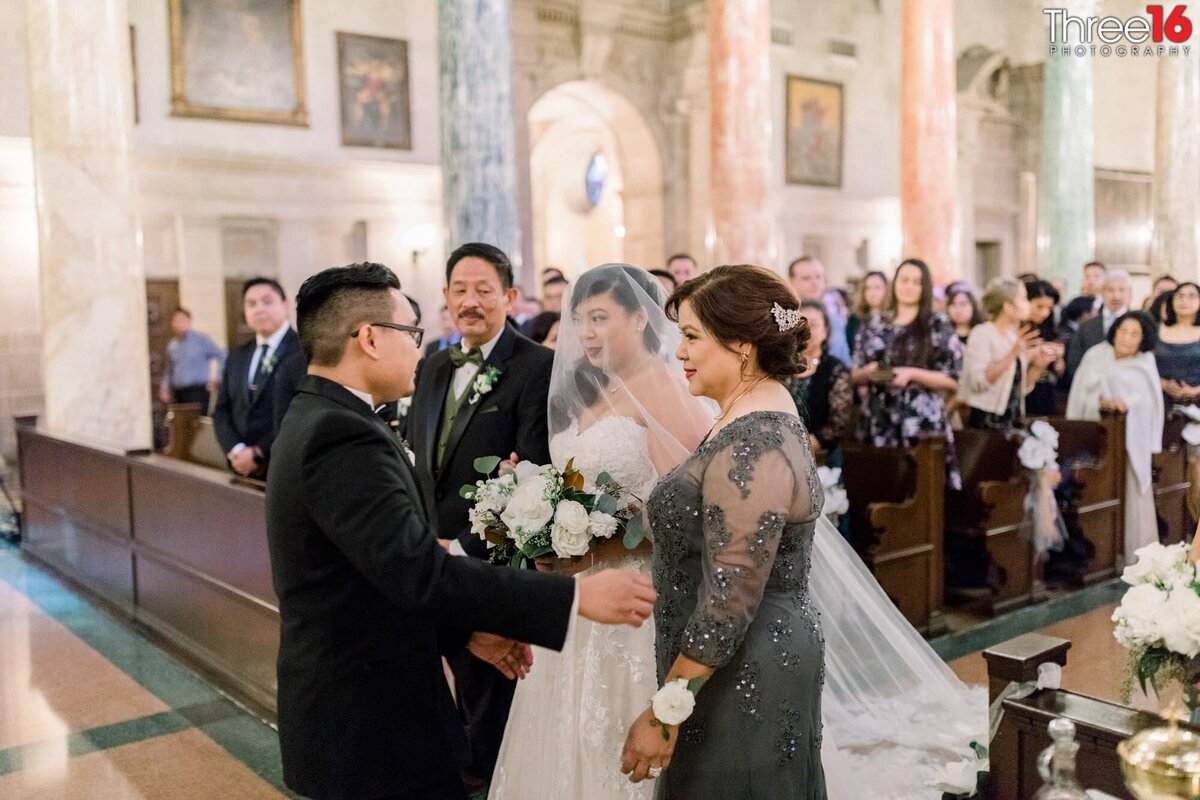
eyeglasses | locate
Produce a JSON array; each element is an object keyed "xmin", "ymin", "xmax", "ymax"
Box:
[{"xmin": 351, "ymin": 322, "xmax": 424, "ymax": 348}]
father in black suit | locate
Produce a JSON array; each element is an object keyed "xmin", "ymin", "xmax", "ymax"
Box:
[
  {"xmin": 213, "ymin": 277, "xmax": 307, "ymax": 478},
  {"xmin": 266, "ymin": 262, "xmax": 655, "ymax": 800},
  {"xmin": 1065, "ymin": 268, "xmax": 1131, "ymax": 383},
  {"xmin": 404, "ymin": 243, "xmax": 554, "ymax": 791}
]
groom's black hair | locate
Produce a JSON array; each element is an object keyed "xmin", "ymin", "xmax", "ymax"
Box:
[
  {"xmin": 446, "ymin": 243, "xmax": 514, "ymax": 289},
  {"xmin": 297, "ymin": 262, "xmax": 401, "ymax": 365}
]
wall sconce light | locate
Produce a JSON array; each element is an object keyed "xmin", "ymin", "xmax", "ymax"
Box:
[{"xmin": 403, "ymin": 223, "xmax": 438, "ymax": 268}]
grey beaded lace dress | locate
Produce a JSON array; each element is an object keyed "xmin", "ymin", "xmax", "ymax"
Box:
[{"xmin": 647, "ymin": 411, "xmax": 826, "ymax": 799}]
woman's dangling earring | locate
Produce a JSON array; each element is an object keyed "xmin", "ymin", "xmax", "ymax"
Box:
[{"xmin": 739, "ymin": 350, "xmax": 750, "ymax": 380}]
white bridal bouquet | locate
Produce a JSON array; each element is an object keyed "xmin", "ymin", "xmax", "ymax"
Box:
[
  {"xmin": 460, "ymin": 456, "xmax": 644, "ymax": 568},
  {"xmin": 1113, "ymin": 541, "xmax": 1200, "ymax": 710}
]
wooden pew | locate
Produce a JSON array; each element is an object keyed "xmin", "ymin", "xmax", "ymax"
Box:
[
  {"xmin": 842, "ymin": 437, "xmax": 946, "ymax": 635},
  {"xmin": 987, "ymin": 633, "xmax": 1190, "ymax": 800},
  {"xmin": 1054, "ymin": 411, "xmax": 1126, "ymax": 580},
  {"xmin": 945, "ymin": 429, "xmax": 1035, "ymax": 614},
  {"xmin": 1154, "ymin": 412, "xmax": 1196, "ymax": 545},
  {"xmin": 163, "ymin": 403, "xmax": 228, "ymax": 471}
]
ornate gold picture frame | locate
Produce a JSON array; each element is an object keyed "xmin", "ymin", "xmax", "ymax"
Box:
[
  {"xmin": 785, "ymin": 75, "xmax": 844, "ymax": 187},
  {"xmin": 168, "ymin": 0, "xmax": 308, "ymax": 127}
]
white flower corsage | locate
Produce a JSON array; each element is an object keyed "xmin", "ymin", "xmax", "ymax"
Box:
[
  {"xmin": 650, "ymin": 678, "xmax": 702, "ymax": 739},
  {"xmin": 468, "ymin": 365, "xmax": 502, "ymax": 405},
  {"xmin": 261, "ymin": 353, "xmax": 279, "ymax": 375}
]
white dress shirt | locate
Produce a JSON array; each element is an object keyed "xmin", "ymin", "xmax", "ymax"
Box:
[
  {"xmin": 1101, "ymin": 306, "xmax": 1129, "ymax": 334},
  {"xmin": 452, "ymin": 328, "xmax": 504, "ymax": 400}
]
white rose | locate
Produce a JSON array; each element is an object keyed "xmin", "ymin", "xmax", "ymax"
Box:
[
  {"xmin": 1113, "ymin": 583, "xmax": 1166, "ymax": 649},
  {"xmin": 554, "ymin": 500, "xmax": 590, "ymax": 535},
  {"xmin": 588, "ymin": 510, "xmax": 619, "ymax": 539},
  {"xmin": 551, "ymin": 521, "xmax": 591, "ymax": 557},
  {"xmin": 500, "ymin": 480, "xmax": 554, "ymax": 537},
  {"xmin": 1124, "ymin": 542, "xmax": 1190, "ymax": 586},
  {"xmin": 821, "ymin": 485, "xmax": 849, "ymax": 517},
  {"xmin": 651, "ymin": 679, "xmax": 696, "ymax": 726},
  {"xmin": 1160, "ymin": 588, "xmax": 1200, "ymax": 657},
  {"xmin": 927, "ymin": 759, "xmax": 981, "ymax": 795},
  {"xmin": 816, "ymin": 465, "xmax": 842, "ymax": 491}
]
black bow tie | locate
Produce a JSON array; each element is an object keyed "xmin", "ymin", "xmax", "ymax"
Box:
[{"xmin": 449, "ymin": 345, "xmax": 484, "ymax": 369}]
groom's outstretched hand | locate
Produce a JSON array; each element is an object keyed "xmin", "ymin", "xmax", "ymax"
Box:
[
  {"xmin": 577, "ymin": 570, "xmax": 656, "ymax": 627},
  {"xmin": 468, "ymin": 633, "xmax": 534, "ymax": 680}
]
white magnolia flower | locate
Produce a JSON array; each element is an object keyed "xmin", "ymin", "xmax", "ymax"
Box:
[
  {"xmin": 1123, "ymin": 542, "xmax": 1189, "ymax": 586},
  {"xmin": 651, "ymin": 679, "xmax": 696, "ymax": 726},
  {"xmin": 927, "ymin": 759, "xmax": 981, "ymax": 795},
  {"xmin": 501, "ymin": 479, "xmax": 555, "ymax": 538},
  {"xmin": 588, "ymin": 510, "xmax": 619, "ymax": 539},
  {"xmin": 1113, "ymin": 582, "xmax": 1166, "ymax": 649},
  {"xmin": 1160, "ymin": 587, "xmax": 1200, "ymax": 657}
]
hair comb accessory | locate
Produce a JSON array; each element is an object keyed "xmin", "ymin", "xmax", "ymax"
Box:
[{"xmin": 771, "ymin": 302, "xmax": 802, "ymax": 333}]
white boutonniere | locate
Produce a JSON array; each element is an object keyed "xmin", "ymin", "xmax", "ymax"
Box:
[
  {"xmin": 399, "ymin": 437, "xmax": 417, "ymax": 466},
  {"xmin": 261, "ymin": 353, "xmax": 279, "ymax": 375},
  {"xmin": 468, "ymin": 365, "xmax": 502, "ymax": 405}
]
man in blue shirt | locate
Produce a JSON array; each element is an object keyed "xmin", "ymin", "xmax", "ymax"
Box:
[{"xmin": 158, "ymin": 308, "xmax": 225, "ymax": 413}]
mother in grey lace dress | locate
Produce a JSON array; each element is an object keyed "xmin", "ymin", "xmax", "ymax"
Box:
[{"xmin": 620, "ymin": 265, "xmax": 826, "ymax": 799}]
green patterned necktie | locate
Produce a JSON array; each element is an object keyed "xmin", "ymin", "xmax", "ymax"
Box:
[{"xmin": 448, "ymin": 345, "xmax": 484, "ymax": 369}]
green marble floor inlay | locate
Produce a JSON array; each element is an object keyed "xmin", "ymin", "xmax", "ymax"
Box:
[{"xmin": 0, "ymin": 542, "xmax": 296, "ymax": 796}]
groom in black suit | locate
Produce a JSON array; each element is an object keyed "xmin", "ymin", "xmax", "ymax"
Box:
[
  {"xmin": 266, "ymin": 262, "xmax": 655, "ymax": 800},
  {"xmin": 404, "ymin": 243, "xmax": 555, "ymax": 791}
]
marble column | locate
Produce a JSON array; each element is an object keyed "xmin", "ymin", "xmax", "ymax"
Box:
[
  {"xmin": 708, "ymin": 0, "xmax": 775, "ymax": 269},
  {"xmin": 1152, "ymin": 51, "xmax": 1200, "ymax": 281},
  {"xmin": 439, "ymin": 0, "xmax": 522, "ymax": 270},
  {"xmin": 900, "ymin": 0, "xmax": 959, "ymax": 284},
  {"xmin": 1037, "ymin": 0, "xmax": 1095, "ymax": 297},
  {"xmin": 25, "ymin": 0, "xmax": 151, "ymax": 450}
]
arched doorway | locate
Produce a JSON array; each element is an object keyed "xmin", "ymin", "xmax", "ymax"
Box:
[{"xmin": 527, "ymin": 81, "xmax": 664, "ymax": 278}]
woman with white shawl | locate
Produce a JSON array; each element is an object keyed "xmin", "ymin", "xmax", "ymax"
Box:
[{"xmin": 1066, "ymin": 310, "xmax": 1164, "ymax": 561}]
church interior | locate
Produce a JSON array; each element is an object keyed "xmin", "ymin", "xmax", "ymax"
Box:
[{"xmin": 2, "ymin": 0, "xmax": 1199, "ymax": 797}]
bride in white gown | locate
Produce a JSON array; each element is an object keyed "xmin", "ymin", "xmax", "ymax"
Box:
[
  {"xmin": 490, "ymin": 264, "xmax": 987, "ymax": 799},
  {"xmin": 490, "ymin": 265, "xmax": 712, "ymax": 799}
]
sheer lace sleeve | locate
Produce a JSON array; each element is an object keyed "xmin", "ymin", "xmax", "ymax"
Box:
[{"xmin": 679, "ymin": 420, "xmax": 814, "ymax": 669}]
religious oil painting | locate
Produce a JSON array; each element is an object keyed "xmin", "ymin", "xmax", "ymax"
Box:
[
  {"xmin": 168, "ymin": 0, "xmax": 308, "ymax": 126},
  {"xmin": 785, "ymin": 75, "xmax": 843, "ymax": 187},
  {"xmin": 337, "ymin": 33, "xmax": 412, "ymax": 149}
]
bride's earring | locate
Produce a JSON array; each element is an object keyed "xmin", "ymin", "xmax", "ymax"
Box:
[{"xmin": 739, "ymin": 351, "xmax": 751, "ymax": 381}]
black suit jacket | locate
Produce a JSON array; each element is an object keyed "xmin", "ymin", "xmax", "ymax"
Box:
[
  {"xmin": 405, "ymin": 324, "xmax": 553, "ymax": 556},
  {"xmin": 1065, "ymin": 314, "xmax": 1106, "ymax": 383},
  {"xmin": 212, "ymin": 326, "xmax": 307, "ymax": 465},
  {"xmin": 266, "ymin": 376, "xmax": 574, "ymax": 800}
]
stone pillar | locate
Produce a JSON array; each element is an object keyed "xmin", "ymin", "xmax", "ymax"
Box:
[
  {"xmin": 1153, "ymin": 51, "xmax": 1200, "ymax": 281},
  {"xmin": 1037, "ymin": 0, "xmax": 1095, "ymax": 297},
  {"xmin": 708, "ymin": 0, "xmax": 775, "ymax": 269},
  {"xmin": 26, "ymin": 0, "xmax": 151, "ymax": 450},
  {"xmin": 439, "ymin": 0, "xmax": 522, "ymax": 271},
  {"xmin": 900, "ymin": 0, "xmax": 959, "ymax": 284}
]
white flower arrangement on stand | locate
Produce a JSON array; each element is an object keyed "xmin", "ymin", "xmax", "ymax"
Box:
[{"xmin": 816, "ymin": 466, "xmax": 849, "ymax": 522}]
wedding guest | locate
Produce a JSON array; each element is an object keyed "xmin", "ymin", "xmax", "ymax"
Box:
[
  {"xmin": 1143, "ymin": 274, "xmax": 1179, "ymax": 310},
  {"xmin": 157, "ymin": 308, "xmax": 225, "ymax": 413},
  {"xmin": 788, "ymin": 255, "xmax": 824, "ymax": 302},
  {"xmin": 424, "ymin": 305, "xmax": 462, "ymax": 357},
  {"xmin": 650, "ymin": 268, "xmax": 677, "ymax": 299},
  {"xmin": 1155, "ymin": 281, "xmax": 1200, "ymax": 518},
  {"xmin": 667, "ymin": 253, "xmax": 698, "ymax": 285},
  {"xmin": 213, "ymin": 277, "xmax": 307, "ymax": 478},
  {"xmin": 1067, "ymin": 311, "xmax": 1163, "ymax": 562},
  {"xmin": 1059, "ymin": 295, "xmax": 1099, "ymax": 359},
  {"xmin": 821, "ymin": 287, "xmax": 852, "ymax": 365},
  {"xmin": 542, "ymin": 275, "xmax": 567, "ymax": 315},
  {"xmin": 946, "ymin": 286, "xmax": 983, "ymax": 346},
  {"xmin": 852, "ymin": 258, "xmax": 963, "ymax": 488},
  {"xmin": 958, "ymin": 278, "xmax": 1053, "ymax": 431},
  {"xmin": 1072, "ymin": 260, "xmax": 1108, "ymax": 312},
  {"xmin": 845, "ymin": 270, "xmax": 888, "ymax": 355},
  {"xmin": 785, "ymin": 300, "xmax": 852, "ymax": 461},
  {"xmin": 528, "ymin": 311, "xmax": 560, "ymax": 348},
  {"xmin": 1066, "ymin": 268, "xmax": 1131, "ymax": 381},
  {"xmin": 1024, "ymin": 279, "xmax": 1067, "ymax": 416},
  {"xmin": 542, "ymin": 266, "xmax": 566, "ymax": 284},
  {"xmin": 404, "ymin": 242, "xmax": 555, "ymax": 793},
  {"xmin": 1149, "ymin": 290, "xmax": 1174, "ymax": 325}
]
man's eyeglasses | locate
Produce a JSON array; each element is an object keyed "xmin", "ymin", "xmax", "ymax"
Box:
[{"xmin": 351, "ymin": 322, "xmax": 424, "ymax": 349}]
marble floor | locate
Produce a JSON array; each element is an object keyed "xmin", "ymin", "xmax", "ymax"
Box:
[
  {"xmin": 0, "ymin": 542, "xmax": 293, "ymax": 799},
  {"xmin": 0, "ymin": 536, "xmax": 1142, "ymax": 799}
]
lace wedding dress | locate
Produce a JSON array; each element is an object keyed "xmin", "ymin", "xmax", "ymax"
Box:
[{"xmin": 489, "ymin": 416, "xmax": 659, "ymax": 800}]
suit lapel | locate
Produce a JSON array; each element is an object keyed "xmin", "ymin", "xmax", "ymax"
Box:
[
  {"xmin": 250, "ymin": 328, "xmax": 295, "ymax": 408},
  {"xmin": 438, "ymin": 325, "xmax": 517, "ymax": 474}
]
